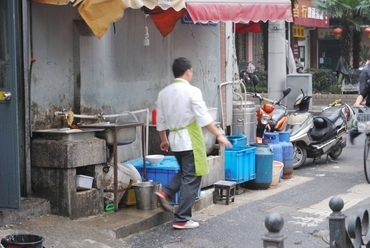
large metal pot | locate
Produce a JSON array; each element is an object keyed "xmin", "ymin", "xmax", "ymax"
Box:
[{"xmin": 202, "ymin": 122, "xmax": 221, "ymax": 155}]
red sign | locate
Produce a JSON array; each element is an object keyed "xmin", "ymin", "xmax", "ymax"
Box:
[{"xmin": 293, "ymin": 0, "xmax": 329, "ymax": 28}]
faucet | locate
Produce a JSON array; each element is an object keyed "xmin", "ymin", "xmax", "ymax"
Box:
[
  {"xmin": 54, "ymin": 109, "xmax": 67, "ymax": 118},
  {"xmin": 99, "ymin": 112, "xmax": 106, "ymax": 122}
]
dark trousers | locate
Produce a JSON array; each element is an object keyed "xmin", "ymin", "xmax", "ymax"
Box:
[
  {"xmin": 163, "ymin": 150, "xmax": 201, "ymax": 222},
  {"xmin": 349, "ymin": 127, "xmax": 362, "ymax": 140}
]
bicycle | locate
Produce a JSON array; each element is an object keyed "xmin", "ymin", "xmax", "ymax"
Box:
[{"xmin": 355, "ymin": 106, "xmax": 370, "ymax": 183}]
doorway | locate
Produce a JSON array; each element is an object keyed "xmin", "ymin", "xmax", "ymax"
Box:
[
  {"xmin": 318, "ymin": 39, "xmax": 341, "ymax": 71},
  {"xmin": 0, "ymin": 0, "xmax": 23, "ymax": 209}
]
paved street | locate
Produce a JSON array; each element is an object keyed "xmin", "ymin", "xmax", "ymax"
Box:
[
  {"xmin": 121, "ymin": 133, "xmax": 370, "ymax": 248},
  {"xmin": 1, "ymin": 133, "xmax": 369, "ymax": 248}
]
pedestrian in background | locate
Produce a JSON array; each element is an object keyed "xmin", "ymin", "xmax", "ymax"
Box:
[
  {"xmin": 155, "ymin": 57, "xmax": 232, "ymax": 229},
  {"xmin": 359, "ymin": 54, "xmax": 370, "ymax": 95},
  {"xmin": 350, "ymin": 54, "xmax": 370, "ymax": 144}
]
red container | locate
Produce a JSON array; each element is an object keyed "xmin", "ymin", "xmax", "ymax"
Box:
[{"xmin": 152, "ymin": 108, "xmax": 157, "ymax": 125}]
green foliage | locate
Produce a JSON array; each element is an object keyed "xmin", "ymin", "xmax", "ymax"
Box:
[
  {"xmin": 243, "ymin": 70, "xmax": 268, "ymax": 93},
  {"xmin": 360, "ymin": 45, "xmax": 370, "ymax": 66},
  {"xmin": 305, "ymin": 68, "xmax": 342, "ymax": 94}
]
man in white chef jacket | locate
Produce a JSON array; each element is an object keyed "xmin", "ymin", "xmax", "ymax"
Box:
[{"xmin": 155, "ymin": 57, "xmax": 232, "ymax": 229}]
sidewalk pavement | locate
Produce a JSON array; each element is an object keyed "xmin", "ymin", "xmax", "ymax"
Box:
[
  {"xmin": 0, "ymin": 189, "xmax": 215, "ymax": 248},
  {"xmin": 0, "ymin": 105, "xmax": 329, "ymax": 247}
]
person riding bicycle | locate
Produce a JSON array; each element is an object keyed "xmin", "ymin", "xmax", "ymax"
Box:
[{"xmin": 350, "ymin": 56, "xmax": 370, "ymax": 144}]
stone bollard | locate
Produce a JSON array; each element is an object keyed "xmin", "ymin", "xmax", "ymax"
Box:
[
  {"xmin": 262, "ymin": 212, "xmax": 286, "ymax": 248},
  {"xmin": 328, "ymin": 195, "xmax": 370, "ymax": 247}
]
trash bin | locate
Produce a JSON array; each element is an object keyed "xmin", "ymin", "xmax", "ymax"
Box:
[
  {"xmin": 133, "ymin": 181, "xmax": 160, "ymax": 210},
  {"xmin": 1, "ymin": 234, "xmax": 44, "ymax": 248}
]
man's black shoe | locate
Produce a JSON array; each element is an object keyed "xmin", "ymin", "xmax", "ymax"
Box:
[
  {"xmin": 349, "ymin": 129, "xmax": 361, "ymax": 145},
  {"xmin": 350, "ymin": 134, "xmax": 354, "ymax": 145}
]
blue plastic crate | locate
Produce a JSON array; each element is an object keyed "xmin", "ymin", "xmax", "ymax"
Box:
[
  {"xmin": 225, "ymin": 146, "xmax": 256, "ymax": 183},
  {"xmin": 226, "ymin": 133, "xmax": 247, "ymax": 146},
  {"xmin": 125, "ymin": 156, "xmax": 200, "ymax": 205},
  {"xmin": 125, "ymin": 156, "xmax": 177, "ymax": 178}
]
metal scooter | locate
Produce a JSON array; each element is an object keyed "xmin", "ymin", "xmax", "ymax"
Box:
[
  {"xmin": 284, "ymin": 89, "xmax": 355, "ymax": 169},
  {"xmin": 246, "ymin": 84, "xmax": 291, "ymax": 143}
]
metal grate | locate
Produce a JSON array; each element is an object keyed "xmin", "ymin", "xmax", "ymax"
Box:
[
  {"xmin": 356, "ymin": 112, "xmax": 370, "ymax": 132},
  {"xmin": 252, "ymin": 33, "xmax": 264, "ymax": 70},
  {"xmin": 237, "ymin": 33, "xmax": 247, "ymax": 62}
]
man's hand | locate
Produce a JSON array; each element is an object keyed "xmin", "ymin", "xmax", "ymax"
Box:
[
  {"xmin": 160, "ymin": 140, "xmax": 169, "ymax": 152},
  {"xmin": 217, "ymin": 135, "xmax": 232, "ymax": 148}
]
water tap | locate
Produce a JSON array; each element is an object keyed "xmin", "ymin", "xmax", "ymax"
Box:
[
  {"xmin": 99, "ymin": 112, "xmax": 106, "ymax": 122},
  {"xmin": 54, "ymin": 109, "xmax": 67, "ymax": 117}
]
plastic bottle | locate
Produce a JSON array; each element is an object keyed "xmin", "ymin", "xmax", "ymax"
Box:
[{"xmin": 152, "ymin": 108, "xmax": 157, "ymax": 125}]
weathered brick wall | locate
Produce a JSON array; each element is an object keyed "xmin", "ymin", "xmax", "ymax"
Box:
[{"xmin": 246, "ymin": 93, "xmax": 358, "ymax": 107}]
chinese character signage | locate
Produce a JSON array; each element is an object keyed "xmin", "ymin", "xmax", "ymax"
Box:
[
  {"xmin": 293, "ymin": 0, "xmax": 329, "ymax": 28},
  {"xmin": 293, "ymin": 25, "xmax": 305, "ymax": 38}
]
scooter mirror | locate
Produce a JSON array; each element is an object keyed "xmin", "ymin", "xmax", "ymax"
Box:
[
  {"xmin": 252, "ymin": 74, "xmax": 259, "ymax": 86},
  {"xmin": 282, "ymin": 87, "xmax": 291, "ymax": 97}
]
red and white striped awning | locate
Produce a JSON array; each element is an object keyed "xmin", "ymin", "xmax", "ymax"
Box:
[
  {"xmin": 32, "ymin": 0, "xmax": 187, "ymax": 38},
  {"xmin": 185, "ymin": 0, "xmax": 293, "ymax": 24}
]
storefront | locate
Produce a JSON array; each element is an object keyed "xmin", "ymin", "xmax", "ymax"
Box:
[{"xmin": 292, "ymin": 0, "xmax": 329, "ymax": 70}]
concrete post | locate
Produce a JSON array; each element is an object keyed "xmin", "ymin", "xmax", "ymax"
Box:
[
  {"xmin": 262, "ymin": 212, "xmax": 286, "ymax": 248},
  {"xmin": 328, "ymin": 196, "xmax": 355, "ymax": 247},
  {"xmin": 268, "ymin": 21, "xmax": 287, "ymax": 103}
]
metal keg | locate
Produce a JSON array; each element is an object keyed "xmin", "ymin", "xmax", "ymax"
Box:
[{"xmin": 232, "ymin": 101, "xmax": 256, "ymax": 143}]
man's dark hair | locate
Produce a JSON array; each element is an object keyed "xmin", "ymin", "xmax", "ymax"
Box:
[{"xmin": 172, "ymin": 57, "xmax": 192, "ymax": 78}]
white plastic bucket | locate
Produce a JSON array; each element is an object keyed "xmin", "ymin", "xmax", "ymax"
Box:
[{"xmin": 270, "ymin": 161, "xmax": 284, "ymax": 186}]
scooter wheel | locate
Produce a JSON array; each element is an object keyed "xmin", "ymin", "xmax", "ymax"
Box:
[
  {"xmin": 293, "ymin": 143, "xmax": 306, "ymax": 169},
  {"xmin": 329, "ymin": 146, "xmax": 343, "ymax": 159}
]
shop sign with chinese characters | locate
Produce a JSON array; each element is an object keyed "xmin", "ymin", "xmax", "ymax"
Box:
[
  {"xmin": 293, "ymin": 0, "xmax": 329, "ymax": 28},
  {"xmin": 293, "ymin": 25, "xmax": 305, "ymax": 38}
]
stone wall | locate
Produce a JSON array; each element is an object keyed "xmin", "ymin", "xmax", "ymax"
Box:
[{"xmin": 311, "ymin": 94, "xmax": 358, "ymax": 106}]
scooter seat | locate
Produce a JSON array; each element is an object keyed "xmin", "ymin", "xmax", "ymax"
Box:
[
  {"xmin": 271, "ymin": 108, "xmax": 286, "ymax": 122},
  {"xmin": 320, "ymin": 107, "xmax": 343, "ymax": 123},
  {"xmin": 269, "ymin": 108, "xmax": 287, "ymax": 130},
  {"xmin": 313, "ymin": 117, "xmax": 326, "ymax": 128},
  {"xmin": 310, "ymin": 116, "xmax": 335, "ymax": 143}
]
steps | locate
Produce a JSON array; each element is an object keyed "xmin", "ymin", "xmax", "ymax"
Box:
[{"xmin": 0, "ymin": 198, "xmax": 51, "ymax": 226}]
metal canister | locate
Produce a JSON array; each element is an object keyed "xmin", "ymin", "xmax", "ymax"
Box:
[
  {"xmin": 232, "ymin": 101, "xmax": 256, "ymax": 143},
  {"xmin": 279, "ymin": 132, "xmax": 294, "ymax": 179}
]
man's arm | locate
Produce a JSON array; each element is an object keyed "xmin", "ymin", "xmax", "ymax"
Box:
[
  {"xmin": 204, "ymin": 123, "xmax": 232, "ymax": 147},
  {"xmin": 158, "ymin": 130, "xmax": 169, "ymax": 152}
]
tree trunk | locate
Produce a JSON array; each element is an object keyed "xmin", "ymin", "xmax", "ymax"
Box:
[
  {"xmin": 340, "ymin": 15, "xmax": 351, "ymax": 63},
  {"xmin": 352, "ymin": 28, "xmax": 361, "ymax": 69}
]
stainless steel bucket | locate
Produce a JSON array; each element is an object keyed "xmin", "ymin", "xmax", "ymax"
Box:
[
  {"xmin": 133, "ymin": 181, "xmax": 160, "ymax": 210},
  {"xmin": 232, "ymin": 101, "xmax": 256, "ymax": 143}
]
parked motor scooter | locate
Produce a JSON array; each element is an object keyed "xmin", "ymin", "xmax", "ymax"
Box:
[
  {"xmin": 284, "ymin": 89, "xmax": 355, "ymax": 169},
  {"xmin": 246, "ymin": 85, "xmax": 291, "ymax": 143},
  {"xmin": 239, "ymin": 61, "xmax": 259, "ymax": 86}
]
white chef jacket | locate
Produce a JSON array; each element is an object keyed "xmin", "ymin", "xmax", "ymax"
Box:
[{"xmin": 156, "ymin": 78, "xmax": 214, "ymax": 152}]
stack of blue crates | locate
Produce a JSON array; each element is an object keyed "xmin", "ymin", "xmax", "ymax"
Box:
[
  {"xmin": 226, "ymin": 133, "xmax": 247, "ymax": 146},
  {"xmin": 225, "ymin": 146, "xmax": 256, "ymax": 184},
  {"xmin": 125, "ymin": 156, "xmax": 200, "ymax": 205}
]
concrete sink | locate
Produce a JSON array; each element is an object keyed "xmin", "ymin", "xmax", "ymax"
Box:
[
  {"xmin": 78, "ymin": 122, "xmax": 137, "ymax": 146},
  {"xmin": 32, "ymin": 128, "xmax": 102, "ymax": 141}
]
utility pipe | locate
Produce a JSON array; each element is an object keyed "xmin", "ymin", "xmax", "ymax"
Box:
[
  {"xmin": 116, "ymin": 108, "xmax": 149, "ymax": 157},
  {"xmin": 218, "ymin": 81, "xmax": 234, "ymax": 131},
  {"xmin": 218, "ymin": 80, "xmax": 247, "ymax": 133}
]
